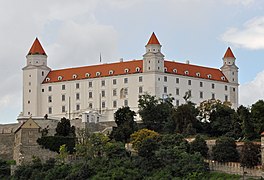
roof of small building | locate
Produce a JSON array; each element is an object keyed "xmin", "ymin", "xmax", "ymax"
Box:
[
  {"xmin": 28, "ymin": 38, "xmax": 47, "ymax": 56},
  {"xmin": 223, "ymin": 47, "xmax": 235, "ymax": 59},
  {"xmin": 43, "ymin": 60, "xmax": 228, "ymax": 84}
]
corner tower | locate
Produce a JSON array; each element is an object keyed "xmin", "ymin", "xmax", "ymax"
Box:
[
  {"xmin": 143, "ymin": 32, "xmax": 165, "ymax": 72},
  {"xmin": 221, "ymin": 47, "xmax": 239, "ymax": 108},
  {"xmin": 22, "ymin": 38, "xmax": 51, "ymax": 117}
]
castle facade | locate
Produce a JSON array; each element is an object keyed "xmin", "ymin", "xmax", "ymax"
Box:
[{"xmin": 19, "ymin": 33, "xmax": 239, "ymax": 122}]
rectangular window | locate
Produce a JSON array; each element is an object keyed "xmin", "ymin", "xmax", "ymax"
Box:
[
  {"xmin": 42, "ymin": 89, "xmax": 44, "ymax": 92},
  {"xmin": 176, "ymin": 78, "xmax": 179, "ymax": 84},
  {"xmin": 48, "ymin": 96, "xmax": 52, "ymax": 103},
  {"xmin": 225, "ymin": 85, "xmax": 228, "ymax": 91},
  {"xmin": 102, "ymin": 101, "xmax": 106, "ymax": 108},
  {"xmin": 113, "ymin": 89, "xmax": 117, "ymax": 96},
  {"xmin": 164, "ymin": 86, "xmax": 167, "ymax": 93},
  {"xmin": 89, "ymin": 81, "xmax": 92, "ymax": 88},
  {"xmin": 62, "ymin": 106, "xmax": 65, "ymax": 113},
  {"xmin": 76, "ymin": 93, "xmax": 80, "ymax": 100},
  {"xmin": 212, "ymin": 93, "xmax": 215, "ymax": 99},
  {"xmin": 48, "ymin": 107, "xmax": 52, "ymax": 114},
  {"xmin": 113, "ymin": 100, "xmax": 117, "ymax": 108},
  {"xmin": 101, "ymin": 90, "xmax": 105, "ymax": 97},
  {"xmin": 188, "ymin": 80, "xmax": 191, "ymax": 85},
  {"xmin": 76, "ymin": 83, "xmax": 80, "ymax": 89},
  {"xmin": 200, "ymin": 91, "xmax": 203, "ymax": 99},
  {"xmin": 124, "ymin": 88, "xmax": 128, "ymax": 95},
  {"xmin": 89, "ymin": 103, "xmax": 93, "ymax": 109},
  {"xmin": 139, "ymin": 76, "xmax": 143, "ymax": 82},
  {"xmin": 225, "ymin": 95, "xmax": 228, "ymax": 101},
  {"xmin": 188, "ymin": 90, "xmax": 192, "ymax": 97},
  {"xmin": 76, "ymin": 104, "xmax": 80, "ymax": 111},
  {"xmin": 101, "ymin": 80, "xmax": 105, "ymax": 86},
  {"xmin": 124, "ymin": 78, "xmax": 128, "ymax": 84},
  {"xmin": 113, "ymin": 79, "xmax": 117, "ymax": 85},
  {"xmin": 89, "ymin": 92, "xmax": 92, "ymax": 98},
  {"xmin": 200, "ymin": 82, "xmax": 203, "ymax": 87},
  {"xmin": 233, "ymin": 88, "xmax": 235, "ymax": 92},
  {"xmin": 62, "ymin": 85, "xmax": 65, "ymax": 90},
  {"xmin": 48, "ymin": 86, "xmax": 52, "ymax": 91},
  {"xmin": 124, "ymin": 100, "xmax": 128, "ymax": 106},
  {"xmin": 62, "ymin": 94, "xmax": 65, "ymax": 101},
  {"xmin": 139, "ymin": 86, "xmax": 143, "ymax": 94},
  {"xmin": 176, "ymin": 99, "xmax": 179, "ymax": 106},
  {"xmin": 176, "ymin": 88, "xmax": 179, "ymax": 95},
  {"xmin": 164, "ymin": 76, "xmax": 167, "ymax": 82},
  {"xmin": 212, "ymin": 83, "xmax": 215, "ymax": 89}
]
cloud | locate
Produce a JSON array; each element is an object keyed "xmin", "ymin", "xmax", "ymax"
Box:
[
  {"xmin": 240, "ymin": 71, "xmax": 264, "ymax": 106},
  {"xmin": 223, "ymin": 0, "xmax": 255, "ymax": 6},
  {"xmin": 221, "ymin": 16, "xmax": 264, "ymax": 49}
]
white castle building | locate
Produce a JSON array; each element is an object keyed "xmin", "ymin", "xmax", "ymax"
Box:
[{"xmin": 19, "ymin": 33, "xmax": 238, "ymax": 122}]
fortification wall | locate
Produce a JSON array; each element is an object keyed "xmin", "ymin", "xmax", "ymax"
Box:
[{"xmin": 0, "ymin": 133, "xmax": 15, "ymax": 160}]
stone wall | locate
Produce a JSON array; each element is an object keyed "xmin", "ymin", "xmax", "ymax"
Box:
[
  {"xmin": 0, "ymin": 133, "xmax": 15, "ymax": 160},
  {"xmin": 206, "ymin": 160, "xmax": 262, "ymax": 179}
]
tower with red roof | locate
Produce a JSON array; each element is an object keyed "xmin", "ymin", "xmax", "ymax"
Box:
[{"xmin": 22, "ymin": 38, "xmax": 51, "ymax": 117}]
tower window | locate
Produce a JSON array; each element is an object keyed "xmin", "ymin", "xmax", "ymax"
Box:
[
  {"xmin": 48, "ymin": 96, "xmax": 52, "ymax": 103},
  {"xmin": 29, "ymin": 89, "xmax": 31, "ymax": 93},
  {"xmin": 42, "ymin": 71, "xmax": 44, "ymax": 76},
  {"xmin": 233, "ymin": 88, "xmax": 235, "ymax": 92},
  {"xmin": 42, "ymin": 89, "xmax": 44, "ymax": 92},
  {"xmin": 200, "ymin": 91, "xmax": 203, "ymax": 99}
]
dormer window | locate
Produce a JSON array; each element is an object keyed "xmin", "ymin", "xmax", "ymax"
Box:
[
  {"xmin": 207, "ymin": 74, "xmax": 212, "ymax": 79},
  {"xmin": 136, "ymin": 67, "xmax": 141, "ymax": 72},
  {"xmin": 96, "ymin": 72, "xmax": 101, "ymax": 76},
  {"xmin": 196, "ymin": 72, "xmax": 200, "ymax": 77},
  {"xmin": 184, "ymin": 70, "xmax": 189, "ymax": 75},
  {"xmin": 153, "ymin": 49, "xmax": 155, "ymax": 51},
  {"xmin": 221, "ymin": 76, "xmax": 226, "ymax": 80},
  {"xmin": 58, "ymin": 76, "xmax": 63, "ymax": 80},
  {"xmin": 109, "ymin": 70, "xmax": 114, "ymax": 75},
  {"xmin": 73, "ymin": 74, "xmax": 77, "ymax": 79},
  {"xmin": 124, "ymin": 68, "xmax": 129, "ymax": 73},
  {"xmin": 45, "ymin": 77, "xmax": 50, "ymax": 82},
  {"xmin": 164, "ymin": 67, "xmax": 167, "ymax": 72},
  {"xmin": 85, "ymin": 73, "xmax": 90, "ymax": 78},
  {"xmin": 173, "ymin": 69, "xmax": 177, "ymax": 73}
]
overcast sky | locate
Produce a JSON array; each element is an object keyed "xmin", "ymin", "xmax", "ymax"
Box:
[{"xmin": 0, "ymin": 0, "xmax": 264, "ymax": 123}]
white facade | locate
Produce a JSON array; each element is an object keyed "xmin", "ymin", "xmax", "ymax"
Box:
[{"xmin": 19, "ymin": 33, "xmax": 239, "ymax": 122}]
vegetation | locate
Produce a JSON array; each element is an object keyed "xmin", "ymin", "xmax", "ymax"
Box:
[
  {"xmin": 240, "ymin": 141, "xmax": 261, "ymax": 168},
  {"xmin": 37, "ymin": 117, "xmax": 76, "ymax": 153}
]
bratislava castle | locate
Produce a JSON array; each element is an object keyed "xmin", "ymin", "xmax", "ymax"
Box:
[{"xmin": 19, "ymin": 33, "xmax": 239, "ymax": 122}]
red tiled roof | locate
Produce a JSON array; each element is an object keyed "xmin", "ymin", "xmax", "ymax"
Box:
[
  {"xmin": 223, "ymin": 47, "xmax": 235, "ymax": 59},
  {"xmin": 43, "ymin": 60, "xmax": 228, "ymax": 84},
  {"xmin": 147, "ymin": 32, "xmax": 160, "ymax": 45},
  {"xmin": 28, "ymin": 38, "xmax": 47, "ymax": 56}
]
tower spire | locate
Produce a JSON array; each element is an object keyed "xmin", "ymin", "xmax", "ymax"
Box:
[
  {"xmin": 28, "ymin": 38, "xmax": 47, "ymax": 56},
  {"xmin": 223, "ymin": 47, "xmax": 235, "ymax": 59},
  {"xmin": 147, "ymin": 32, "xmax": 160, "ymax": 45}
]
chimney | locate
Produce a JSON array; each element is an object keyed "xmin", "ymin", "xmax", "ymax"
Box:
[
  {"xmin": 186, "ymin": 60, "xmax": 190, "ymax": 64},
  {"xmin": 120, "ymin": 58, "xmax": 123, "ymax": 62}
]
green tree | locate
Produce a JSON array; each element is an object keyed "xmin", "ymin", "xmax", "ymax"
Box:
[
  {"xmin": 251, "ymin": 100, "xmax": 264, "ymax": 135},
  {"xmin": 58, "ymin": 144, "xmax": 68, "ymax": 163},
  {"xmin": 237, "ymin": 105, "xmax": 256, "ymax": 140},
  {"xmin": 55, "ymin": 117, "xmax": 75, "ymax": 137},
  {"xmin": 130, "ymin": 128, "xmax": 159, "ymax": 150},
  {"xmin": 90, "ymin": 133, "xmax": 109, "ymax": 157},
  {"xmin": 190, "ymin": 135, "xmax": 208, "ymax": 158},
  {"xmin": 138, "ymin": 93, "xmax": 174, "ymax": 132},
  {"xmin": 110, "ymin": 106, "xmax": 137, "ymax": 142},
  {"xmin": 169, "ymin": 102, "xmax": 200, "ymax": 134},
  {"xmin": 240, "ymin": 141, "xmax": 260, "ymax": 168},
  {"xmin": 212, "ymin": 137, "xmax": 239, "ymax": 162},
  {"xmin": 0, "ymin": 158, "xmax": 10, "ymax": 178}
]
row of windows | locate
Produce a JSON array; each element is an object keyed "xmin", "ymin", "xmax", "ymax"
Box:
[
  {"xmin": 48, "ymin": 100, "xmax": 129, "ymax": 114},
  {"xmin": 48, "ymin": 87, "xmax": 144, "ymax": 103},
  {"xmin": 45, "ymin": 77, "xmax": 143, "ymax": 92},
  {"xmin": 47, "ymin": 67, "xmax": 142, "ymax": 82}
]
